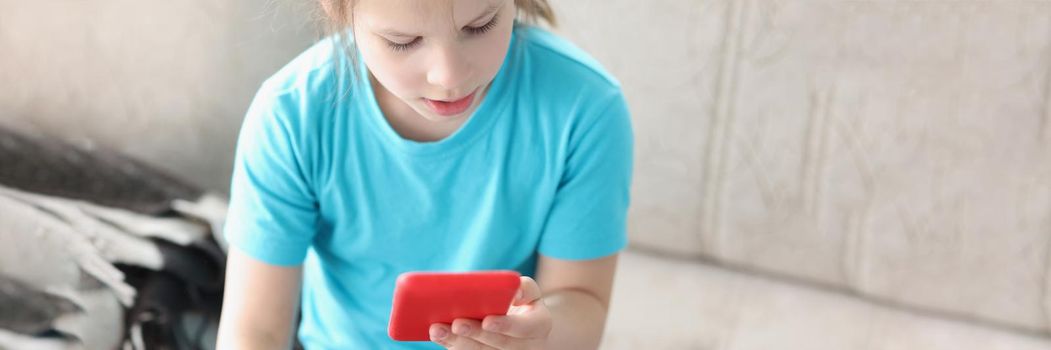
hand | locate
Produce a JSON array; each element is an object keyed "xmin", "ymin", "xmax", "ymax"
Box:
[{"xmin": 430, "ymin": 276, "xmax": 551, "ymax": 349}]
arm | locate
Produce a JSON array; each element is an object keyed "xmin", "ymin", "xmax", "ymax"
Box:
[
  {"xmin": 215, "ymin": 247, "xmax": 303, "ymax": 350},
  {"xmin": 536, "ymin": 253, "xmax": 618, "ymax": 350}
]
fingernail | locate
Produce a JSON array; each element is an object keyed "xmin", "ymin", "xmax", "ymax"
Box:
[
  {"xmin": 454, "ymin": 323, "xmax": 470, "ymax": 335},
  {"xmin": 484, "ymin": 320, "xmax": 502, "ymax": 332},
  {"xmin": 515, "ymin": 289, "xmax": 523, "ymax": 300},
  {"xmin": 430, "ymin": 326, "xmax": 448, "ymax": 340}
]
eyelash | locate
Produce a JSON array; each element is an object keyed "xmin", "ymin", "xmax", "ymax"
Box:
[
  {"xmin": 387, "ymin": 38, "xmax": 421, "ymax": 52},
  {"xmin": 386, "ymin": 13, "xmax": 499, "ymax": 52},
  {"xmin": 465, "ymin": 13, "xmax": 500, "ymax": 35}
]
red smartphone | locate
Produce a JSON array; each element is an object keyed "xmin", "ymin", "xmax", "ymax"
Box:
[{"xmin": 388, "ymin": 270, "xmax": 521, "ymax": 341}]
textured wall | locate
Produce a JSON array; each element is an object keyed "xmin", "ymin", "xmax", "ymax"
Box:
[
  {"xmin": 0, "ymin": 0, "xmax": 318, "ymax": 193},
  {"xmin": 553, "ymin": 0, "xmax": 1051, "ymax": 335}
]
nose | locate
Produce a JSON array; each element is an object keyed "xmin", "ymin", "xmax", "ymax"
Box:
[{"xmin": 426, "ymin": 45, "xmax": 472, "ymax": 93}]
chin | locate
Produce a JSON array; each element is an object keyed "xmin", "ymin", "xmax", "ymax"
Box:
[
  {"xmin": 424, "ymin": 113, "xmax": 468, "ymax": 123},
  {"xmin": 413, "ymin": 105, "xmax": 470, "ymax": 123}
]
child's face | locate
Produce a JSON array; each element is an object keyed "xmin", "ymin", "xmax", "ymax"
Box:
[{"xmin": 353, "ymin": 0, "xmax": 515, "ymax": 123}]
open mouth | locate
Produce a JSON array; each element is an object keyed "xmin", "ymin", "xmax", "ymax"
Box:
[{"xmin": 423, "ymin": 91, "xmax": 476, "ymax": 117}]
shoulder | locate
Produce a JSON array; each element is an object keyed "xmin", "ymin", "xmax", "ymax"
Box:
[
  {"xmin": 511, "ymin": 26, "xmax": 629, "ymax": 139},
  {"xmin": 259, "ymin": 35, "xmax": 349, "ymax": 98},
  {"xmin": 244, "ymin": 35, "xmax": 357, "ymax": 139},
  {"xmin": 238, "ymin": 36, "xmax": 358, "ymax": 171},
  {"xmin": 511, "ymin": 26, "xmax": 627, "ymax": 127},
  {"xmin": 515, "ymin": 26, "xmax": 622, "ymax": 99}
]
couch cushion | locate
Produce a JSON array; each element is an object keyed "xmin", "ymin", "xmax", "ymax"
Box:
[{"xmin": 603, "ymin": 249, "xmax": 1051, "ymax": 350}]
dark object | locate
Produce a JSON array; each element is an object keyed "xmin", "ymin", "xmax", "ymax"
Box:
[
  {"xmin": 0, "ymin": 126, "xmax": 203, "ymax": 215},
  {"xmin": 0, "ymin": 125, "xmax": 227, "ymax": 349},
  {"xmin": 123, "ymin": 266, "xmax": 224, "ymax": 350}
]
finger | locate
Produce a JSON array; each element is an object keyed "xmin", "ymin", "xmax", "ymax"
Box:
[
  {"xmin": 452, "ymin": 318, "xmax": 516, "ymax": 349},
  {"xmin": 430, "ymin": 323, "xmax": 495, "ymax": 350},
  {"xmin": 514, "ymin": 276, "xmax": 542, "ymax": 306},
  {"xmin": 430, "ymin": 324, "xmax": 453, "ymax": 349},
  {"xmin": 482, "ymin": 310, "xmax": 552, "ymax": 339}
]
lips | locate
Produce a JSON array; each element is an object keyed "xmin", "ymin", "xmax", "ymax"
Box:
[{"xmin": 423, "ymin": 91, "xmax": 476, "ymax": 117}]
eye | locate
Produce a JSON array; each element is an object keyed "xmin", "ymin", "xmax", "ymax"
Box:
[
  {"xmin": 464, "ymin": 13, "xmax": 499, "ymax": 36},
  {"xmin": 387, "ymin": 37, "xmax": 421, "ymax": 52}
]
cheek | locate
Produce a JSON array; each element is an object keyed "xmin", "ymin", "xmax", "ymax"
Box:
[
  {"xmin": 359, "ymin": 40, "xmax": 421, "ymax": 96},
  {"xmin": 473, "ymin": 24, "xmax": 514, "ymax": 78}
]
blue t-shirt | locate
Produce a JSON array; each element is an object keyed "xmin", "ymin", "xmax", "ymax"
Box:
[{"xmin": 224, "ymin": 25, "xmax": 633, "ymax": 349}]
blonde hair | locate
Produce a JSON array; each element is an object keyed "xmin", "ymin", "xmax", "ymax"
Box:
[
  {"xmin": 513, "ymin": 0, "xmax": 557, "ymax": 27},
  {"xmin": 317, "ymin": 0, "xmax": 556, "ymax": 35},
  {"xmin": 315, "ymin": 0, "xmax": 556, "ymax": 102}
]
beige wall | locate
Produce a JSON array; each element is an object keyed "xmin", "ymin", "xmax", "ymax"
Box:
[{"xmin": 0, "ymin": 0, "xmax": 318, "ymax": 192}]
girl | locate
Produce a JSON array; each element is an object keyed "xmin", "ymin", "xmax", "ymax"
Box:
[{"xmin": 216, "ymin": 0, "xmax": 633, "ymax": 349}]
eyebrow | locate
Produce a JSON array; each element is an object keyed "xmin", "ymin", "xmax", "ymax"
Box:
[{"xmin": 376, "ymin": 2, "xmax": 501, "ymax": 38}]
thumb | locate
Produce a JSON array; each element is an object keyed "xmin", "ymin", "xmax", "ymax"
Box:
[{"xmin": 513, "ymin": 276, "xmax": 542, "ymax": 306}]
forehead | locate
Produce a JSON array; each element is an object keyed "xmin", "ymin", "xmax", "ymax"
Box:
[{"xmin": 355, "ymin": 0, "xmax": 502, "ymax": 25}]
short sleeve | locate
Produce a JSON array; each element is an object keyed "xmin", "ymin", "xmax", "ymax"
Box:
[
  {"xmin": 538, "ymin": 90, "xmax": 634, "ymax": 260},
  {"xmin": 223, "ymin": 84, "xmax": 319, "ymax": 266}
]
